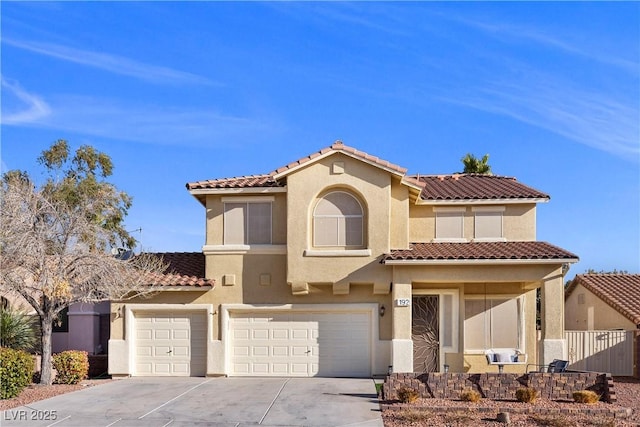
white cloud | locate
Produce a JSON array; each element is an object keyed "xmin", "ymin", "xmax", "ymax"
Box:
[
  {"xmin": 439, "ymin": 76, "xmax": 639, "ymax": 160},
  {"xmin": 3, "ymin": 38, "xmax": 216, "ymax": 86},
  {"xmin": 2, "ymin": 91, "xmax": 283, "ymax": 147},
  {"xmin": 1, "ymin": 78, "xmax": 52, "ymax": 124}
]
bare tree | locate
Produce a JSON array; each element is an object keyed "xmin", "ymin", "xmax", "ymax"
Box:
[{"xmin": 0, "ymin": 142, "xmax": 166, "ymax": 385}]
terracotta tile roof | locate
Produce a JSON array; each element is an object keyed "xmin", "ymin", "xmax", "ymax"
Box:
[
  {"xmin": 146, "ymin": 252, "xmax": 213, "ymax": 288},
  {"xmin": 187, "ymin": 174, "xmax": 282, "ymax": 190},
  {"xmin": 382, "ymin": 241, "xmax": 578, "ymax": 263},
  {"xmin": 565, "ymin": 274, "xmax": 640, "ymax": 325},
  {"xmin": 185, "ymin": 144, "xmax": 549, "ymax": 204},
  {"xmin": 271, "ymin": 140, "xmax": 407, "ymax": 176},
  {"xmin": 411, "ymin": 174, "xmax": 549, "ymax": 201}
]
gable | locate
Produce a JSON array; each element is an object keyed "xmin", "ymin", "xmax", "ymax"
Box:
[{"xmin": 565, "ymin": 274, "xmax": 640, "ymax": 326}]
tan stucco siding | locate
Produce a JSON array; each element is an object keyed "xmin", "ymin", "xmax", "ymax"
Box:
[
  {"xmin": 504, "ymin": 204, "xmax": 537, "ymax": 241},
  {"xmin": 407, "ymin": 203, "xmax": 538, "ymax": 243},
  {"xmin": 205, "ymin": 193, "xmax": 287, "ymax": 246},
  {"xmin": 390, "ymin": 179, "xmax": 410, "ymax": 250},
  {"xmin": 284, "ymin": 154, "xmax": 392, "ymax": 287},
  {"xmin": 565, "ymin": 284, "xmax": 635, "ymax": 330}
]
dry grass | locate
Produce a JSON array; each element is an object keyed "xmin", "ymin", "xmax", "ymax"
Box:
[
  {"xmin": 396, "ymin": 387, "xmax": 420, "ymax": 404},
  {"xmin": 459, "ymin": 388, "xmax": 481, "ymax": 403},
  {"xmin": 516, "ymin": 387, "xmax": 538, "ymax": 403},
  {"xmin": 572, "ymin": 390, "xmax": 600, "ymax": 404}
]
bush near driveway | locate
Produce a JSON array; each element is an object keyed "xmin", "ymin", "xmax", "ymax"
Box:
[
  {"xmin": 0, "ymin": 347, "xmax": 34, "ymax": 399},
  {"xmin": 52, "ymin": 350, "xmax": 88, "ymax": 385}
]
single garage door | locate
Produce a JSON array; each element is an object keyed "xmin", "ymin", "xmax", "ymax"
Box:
[
  {"xmin": 230, "ymin": 311, "xmax": 370, "ymax": 377},
  {"xmin": 135, "ymin": 311, "xmax": 207, "ymax": 376}
]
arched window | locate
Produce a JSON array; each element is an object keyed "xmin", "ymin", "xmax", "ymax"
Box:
[{"xmin": 313, "ymin": 191, "xmax": 364, "ymax": 247}]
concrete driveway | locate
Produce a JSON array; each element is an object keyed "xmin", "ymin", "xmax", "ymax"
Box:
[{"xmin": 1, "ymin": 377, "xmax": 384, "ymax": 427}]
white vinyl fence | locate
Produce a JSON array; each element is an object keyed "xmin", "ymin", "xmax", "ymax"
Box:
[{"xmin": 565, "ymin": 330, "xmax": 635, "ymax": 376}]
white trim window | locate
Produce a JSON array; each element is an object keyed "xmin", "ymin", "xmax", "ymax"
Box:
[
  {"xmin": 223, "ymin": 198, "xmax": 272, "ymax": 245},
  {"xmin": 313, "ymin": 191, "xmax": 364, "ymax": 248},
  {"xmin": 473, "ymin": 206, "xmax": 505, "ymax": 242},
  {"xmin": 434, "ymin": 207, "xmax": 466, "ymax": 242},
  {"xmin": 464, "ymin": 296, "xmax": 523, "ymax": 351}
]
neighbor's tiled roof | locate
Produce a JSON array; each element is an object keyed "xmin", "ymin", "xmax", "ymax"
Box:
[
  {"xmin": 271, "ymin": 140, "xmax": 407, "ymax": 176},
  {"xmin": 411, "ymin": 174, "xmax": 549, "ymax": 201},
  {"xmin": 382, "ymin": 241, "xmax": 578, "ymax": 263},
  {"xmin": 565, "ymin": 274, "xmax": 640, "ymax": 325},
  {"xmin": 187, "ymin": 174, "xmax": 282, "ymax": 190},
  {"xmin": 147, "ymin": 252, "xmax": 213, "ymax": 287}
]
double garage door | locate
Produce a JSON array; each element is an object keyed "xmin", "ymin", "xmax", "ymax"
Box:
[
  {"xmin": 134, "ymin": 311, "xmax": 207, "ymax": 376},
  {"xmin": 230, "ymin": 311, "xmax": 371, "ymax": 377},
  {"xmin": 133, "ymin": 309, "xmax": 371, "ymax": 377}
]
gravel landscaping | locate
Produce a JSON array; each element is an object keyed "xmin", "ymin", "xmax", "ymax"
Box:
[
  {"xmin": 382, "ymin": 376, "xmax": 640, "ymax": 427},
  {"xmin": 0, "ymin": 379, "xmax": 112, "ymax": 412}
]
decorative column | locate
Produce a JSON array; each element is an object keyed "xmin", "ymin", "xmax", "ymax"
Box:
[
  {"xmin": 540, "ymin": 271, "xmax": 566, "ymax": 365},
  {"xmin": 391, "ymin": 282, "xmax": 413, "ymax": 373}
]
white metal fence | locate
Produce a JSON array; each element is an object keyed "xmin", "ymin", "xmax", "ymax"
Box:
[{"xmin": 565, "ymin": 330, "xmax": 635, "ymax": 376}]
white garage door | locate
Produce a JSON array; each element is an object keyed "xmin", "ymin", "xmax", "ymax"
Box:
[
  {"xmin": 230, "ymin": 311, "xmax": 370, "ymax": 377},
  {"xmin": 135, "ymin": 311, "xmax": 207, "ymax": 376}
]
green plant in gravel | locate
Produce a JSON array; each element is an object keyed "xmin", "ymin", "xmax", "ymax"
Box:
[
  {"xmin": 0, "ymin": 307, "xmax": 39, "ymax": 352},
  {"xmin": 572, "ymin": 390, "xmax": 600, "ymax": 404},
  {"xmin": 459, "ymin": 388, "xmax": 481, "ymax": 402},
  {"xmin": 396, "ymin": 387, "xmax": 420, "ymax": 403},
  {"xmin": 52, "ymin": 350, "xmax": 88, "ymax": 384},
  {"xmin": 516, "ymin": 387, "xmax": 538, "ymax": 403},
  {"xmin": 0, "ymin": 347, "xmax": 34, "ymax": 399}
]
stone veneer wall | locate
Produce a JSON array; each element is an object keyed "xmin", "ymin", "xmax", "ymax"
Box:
[{"xmin": 383, "ymin": 372, "xmax": 614, "ymax": 403}]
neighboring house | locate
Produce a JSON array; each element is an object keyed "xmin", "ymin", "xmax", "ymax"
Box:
[
  {"xmin": 109, "ymin": 141, "xmax": 578, "ymax": 378},
  {"xmin": 564, "ymin": 273, "xmax": 639, "ymax": 376},
  {"xmin": 565, "ymin": 274, "xmax": 640, "ymax": 331}
]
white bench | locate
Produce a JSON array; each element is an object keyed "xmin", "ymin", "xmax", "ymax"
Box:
[{"xmin": 485, "ymin": 348, "xmax": 527, "ymax": 365}]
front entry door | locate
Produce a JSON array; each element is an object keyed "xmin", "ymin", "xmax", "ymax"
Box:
[{"xmin": 412, "ymin": 296, "xmax": 439, "ymax": 373}]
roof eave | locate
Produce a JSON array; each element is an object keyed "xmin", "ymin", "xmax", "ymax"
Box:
[
  {"xmin": 416, "ymin": 197, "xmax": 550, "ymax": 205},
  {"xmin": 272, "ymin": 149, "xmax": 407, "ymax": 180},
  {"xmin": 383, "ymin": 257, "xmax": 579, "ymax": 266}
]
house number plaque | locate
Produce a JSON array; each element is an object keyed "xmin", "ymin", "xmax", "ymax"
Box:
[{"xmin": 395, "ymin": 298, "xmax": 411, "ymax": 307}]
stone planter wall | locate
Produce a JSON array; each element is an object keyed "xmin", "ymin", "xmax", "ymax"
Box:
[{"xmin": 383, "ymin": 372, "xmax": 614, "ymax": 403}]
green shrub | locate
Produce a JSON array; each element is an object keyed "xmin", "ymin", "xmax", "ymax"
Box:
[
  {"xmin": 515, "ymin": 387, "xmax": 538, "ymax": 403},
  {"xmin": 52, "ymin": 350, "xmax": 88, "ymax": 384},
  {"xmin": 0, "ymin": 307, "xmax": 39, "ymax": 352},
  {"xmin": 0, "ymin": 347, "xmax": 34, "ymax": 399},
  {"xmin": 459, "ymin": 388, "xmax": 481, "ymax": 402},
  {"xmin": 573, "ymin": 390, "xmax": 600, "ymax": 404},
  {"xmin": 397, "ymin": 387, "xmax": 420, "ymax": 403}
]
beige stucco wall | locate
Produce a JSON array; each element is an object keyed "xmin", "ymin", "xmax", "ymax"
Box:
[
  {"xmin": 206, "ymin": 193, "xmax": 287, "ymax": 246},
  {"xmin": 284, "ymin": 154, "xmax": 393, "ymax": 290},
  {"xmin": 565, "ymin": 284, "xmax": 635, "ymax": 330},
  {"xmin": 408, "ymin": 203, "xmax": 537, "ymax": 243}
]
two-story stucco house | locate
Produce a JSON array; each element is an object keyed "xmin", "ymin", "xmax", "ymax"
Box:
[{"xmin": 108, "ymin": 141, "xmax": 578, "ymax": 378}]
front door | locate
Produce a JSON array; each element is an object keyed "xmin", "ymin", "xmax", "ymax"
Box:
[{"xmin": 412, "ymin": 296, "xmax": 439, "ymax": 373}]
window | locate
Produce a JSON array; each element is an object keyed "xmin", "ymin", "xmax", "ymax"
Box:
[
  {"xmin": 464, "ymin": 297, "xmax": 522, "ymax": 351},
  {"xmin": 473, "ymin": 207, "xmax": 504, "ymax": 241},
  {"xmin": 434, "ymin": 207, "xmax": 465, "ymax": 242},
  {"xmin": 53, "ymin": 307, "xmax": 69, "ymax": 333},
  {"xmin": 313, "ymin": 191, "xmax": 363, "ymax": 247},
  {"xmin": 224, "ymin": 200, "xmax": 272, "ymax": 245}
]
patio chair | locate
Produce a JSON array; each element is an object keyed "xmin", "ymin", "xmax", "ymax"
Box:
[{"xmin": 526, "ymin": 359, "xmax": 569, "ymax": 373}]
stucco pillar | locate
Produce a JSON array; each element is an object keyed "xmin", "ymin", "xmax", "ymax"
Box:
[
  {"xmin": 391, "ymin": 282, "xmax": 413, "ymax": 373},
  {"xmin": 540, "ymin": 272, "xmax": 566, "ymax": 365}
]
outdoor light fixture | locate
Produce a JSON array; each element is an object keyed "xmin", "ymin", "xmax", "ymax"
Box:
[
  {"xmin": 444, "ymin": 364, "xmax": 449, "ymax": 373},
  {"xmin": 379, "ymin": 305, "xmax": 386, "ymax": 317}
]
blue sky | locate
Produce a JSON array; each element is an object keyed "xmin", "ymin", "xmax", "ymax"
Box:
[{"xmin": 1, "ymin": 2, "xmax": 638, "ymax": 278}]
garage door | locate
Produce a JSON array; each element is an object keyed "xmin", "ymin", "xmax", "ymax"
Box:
[
  {"xmin": 230, "ymin": 311, "xmax": 370, "ymax": 377},
  {"xmin": 135, "ymin": 311, "xmax": 207, "ymax": 376}
]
